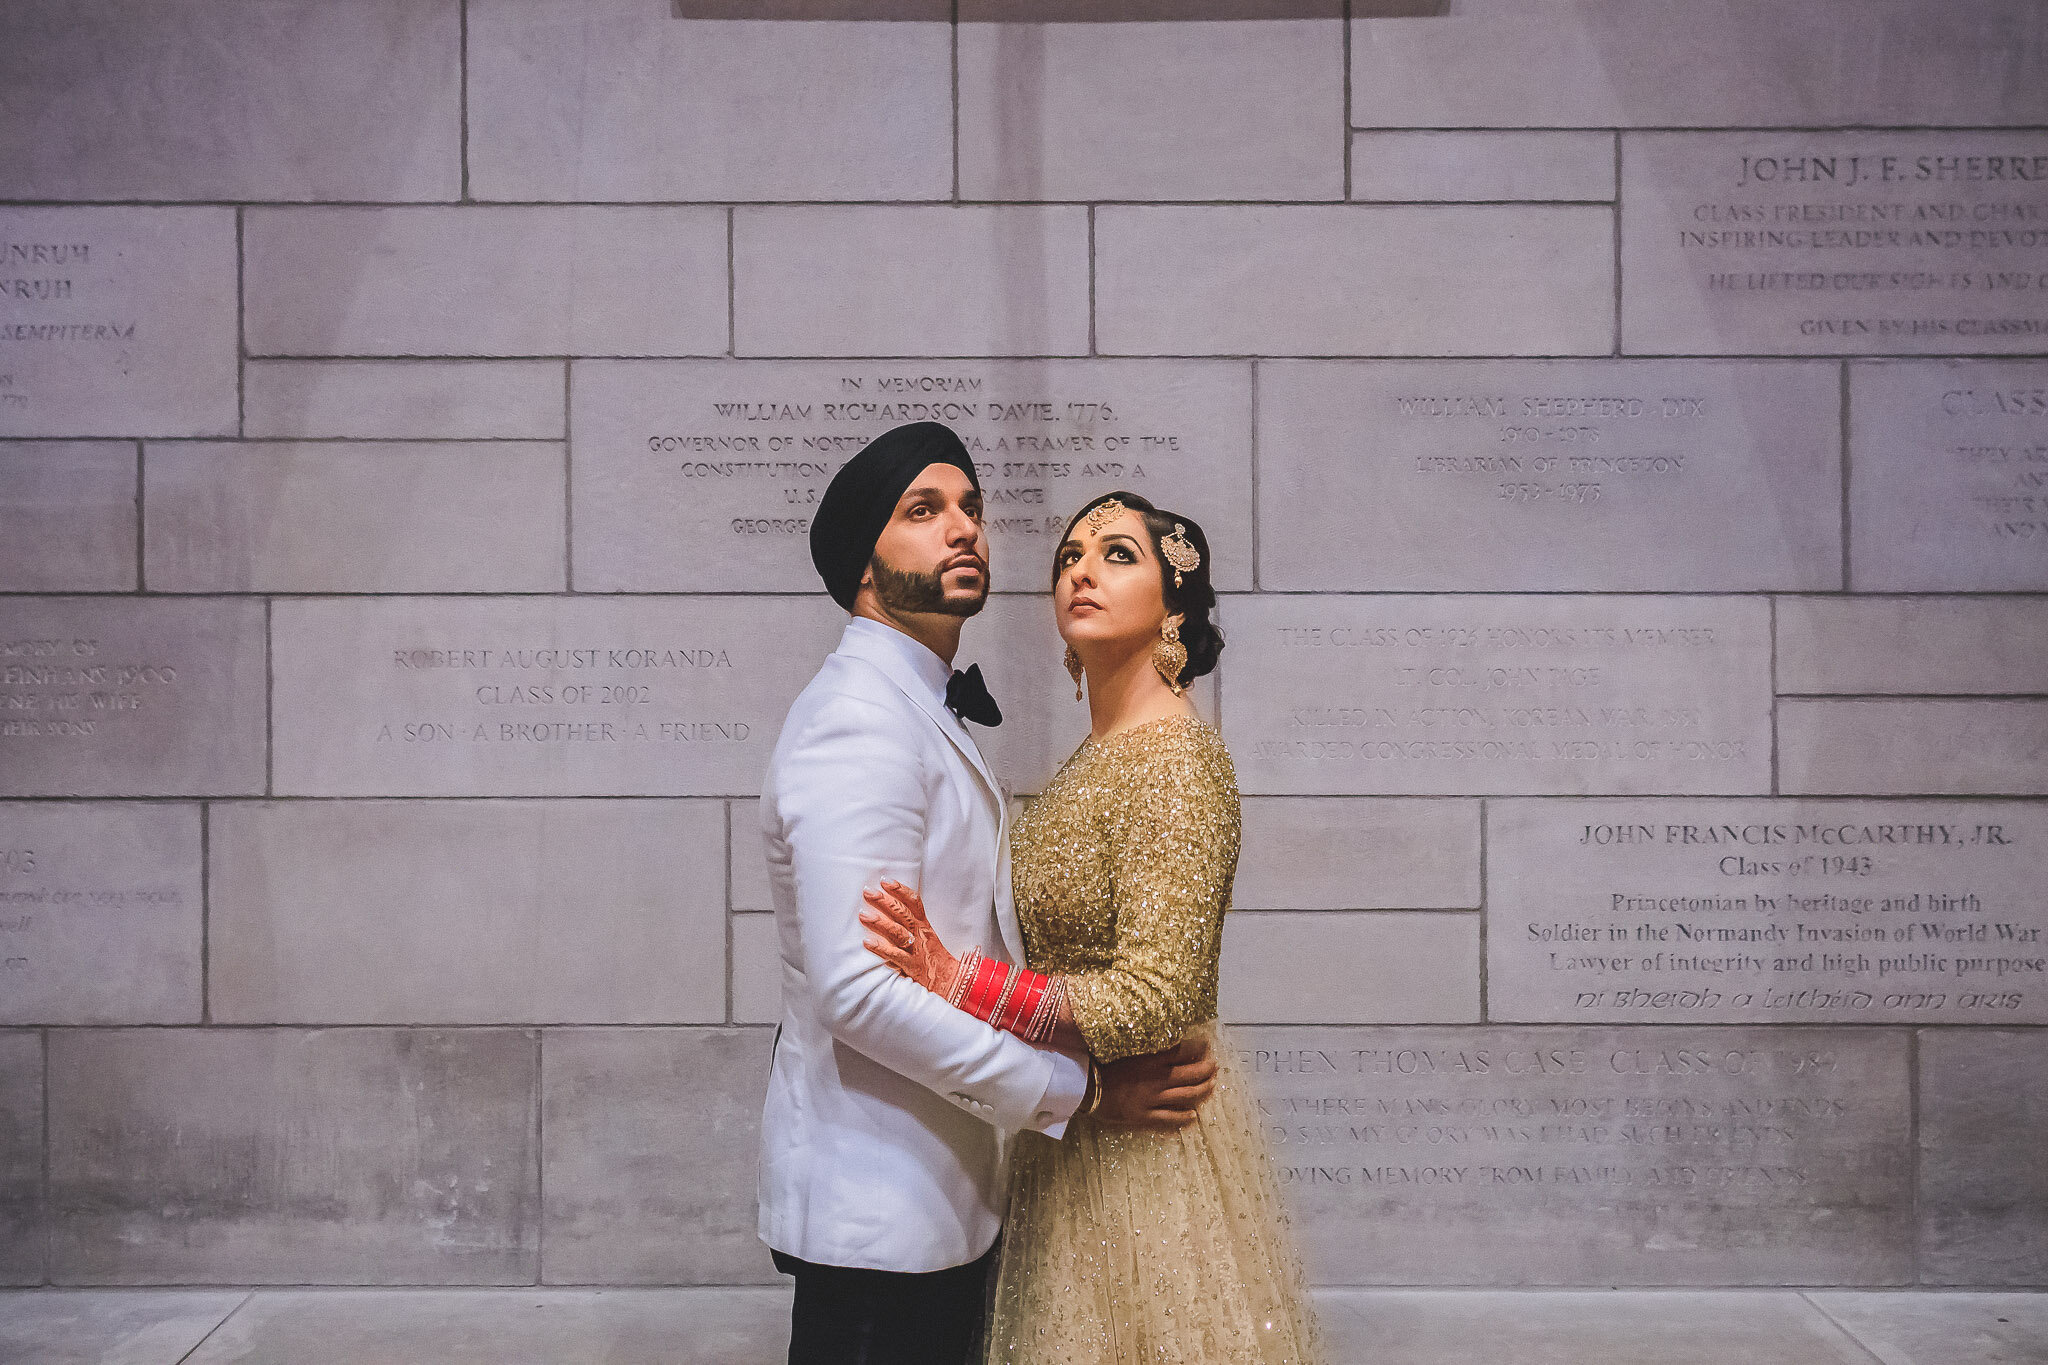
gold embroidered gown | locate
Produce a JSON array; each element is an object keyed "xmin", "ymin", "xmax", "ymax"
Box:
[{"xmin": 989, "ymin": 715, "xmax": 1321, "ymax": 1365}]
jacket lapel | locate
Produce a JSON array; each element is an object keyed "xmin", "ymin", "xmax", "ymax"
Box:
[
  {"xmin": 839, "ymin": 629, "xmax": 1006, "ymax": 817},
  {"xmin": 835, "ymin": 628, "xmax": 1027, "ymax": 963}
]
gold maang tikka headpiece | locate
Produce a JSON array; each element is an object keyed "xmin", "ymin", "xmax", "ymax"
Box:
[
  {"xmin": 1082, "ymin": 497, "xmax": 1127, "ymax": 536},
  {"xmin": 1159, "ymin": 522, "xmax": 1201, "ymax": 587}
]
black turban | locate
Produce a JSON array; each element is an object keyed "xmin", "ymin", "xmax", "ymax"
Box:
[{"xmin": 809, "ymin": 421, "xmax": 980, "ymax": 611}]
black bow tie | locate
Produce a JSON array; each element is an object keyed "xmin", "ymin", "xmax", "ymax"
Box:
[{"xmin": 945, "ymin": 664, "xmax": 1003, "ymax": 727}]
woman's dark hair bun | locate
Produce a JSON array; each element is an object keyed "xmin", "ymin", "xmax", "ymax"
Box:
[{"xmin": 1059, "ymin": 491, "xmax": 1223, "ymax": 689}]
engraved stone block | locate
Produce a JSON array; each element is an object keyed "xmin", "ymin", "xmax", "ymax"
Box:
[
  {"xmin": 1257, "ymin": 361, "xmax": 1841, "ymax": 591},
  {"xmin": 1918, "ymin": 1029, "xmax": 2048, "ymax": 1285},
  {"xmin": 1219, "ymin": 595, "xmax": 1771, "ymax": 796},
  {"xmin": 730, "ymin": 799, "xmax": 773, "ymax": 914},
  {"xmin": 1350, "ymin": 0, "xmax": 2048, "ymax": 129},
  {"xmin": 1095, "ymin": 206, "xmax": 1614, "ymax": 357},
  {"xmin": 1777, "ymin": 597, "xmax": 2048, "ymax": 695},
  {"xmin": 468, "ymin": 2, "xmax": 949, "ymax": 202},
  {"xmin": 211, "ymin": 801, "xmax": 724, "ymax": 1025},
  {"xmin": 958, "ymin": 20, "xmax": 1342, "ymax": 201},
  {"xmin": 1236, "ymin": 798, "xmax": 1480, "ymax": 909},
  {"xmin": 0, "ymin": 1031, "xmax": 39, "ymax": 1284},
  {"xmin": 0, "ymin": 0, "xmax": 459, "ymax": 201},
  {"xmin": 540, "ymin": 1028, "xmax": 778, "ymax": 1284},
  {"xmin": 734, "ymin": 207, "xmax": 1091, "ymax": 358},
  {"xmin": 244, "ymin": 360, "xmax": 566, "ymax": 441},
  {"xmin": 1220, "ymin": 913, "xmax": 1479, "ymax": 1024},
  {"xmin": 1235, "ymin": 1024, "xmax": 1912, "ymax": 1285},
  {"xmin": 145, "ymin": 442, "xmax": 565, "ymax": 594},
  {"xmin": 570, "ymin": 359, "xmax": 1252, "ymax": 592},
  {"xmin": 732, "ymin": 914, "xmax": 780, "ymax": 1026},
  {"xmin": 0, "ymin": 803, "xmax": 200, "ymax": 1025},
  {"xmin": 48, "ymin": 1027, "xmax": 538, "ymax": 1284},
  {"xmin": 1487, "ymin": 799, "xmax": 2048, "ymax": 1025},
  {"xmin": 0, "ymin": 442, "xmax": 136, "ymax": 591},
  {"xmin": 271, "ymin": 596, "xmax": 846, "ymax": 797},
  {"xmin": 0, "ymin": 597, "xmax": 266, "ymax": 798},
  {"xmin": 1622, "ymin": 132, "xmax": 2048, "ymax": 356},
  {"xmin": 0, "ymin": 208, "xmax": 237, "ymax": 438},
  {"xmin": 1848, "ymin": 361, "xmax": 2048, "ymax": 591},
  {"xmin": 244, "ymin": 208, "xmax": 729, "ymax": 358},
  {"xmin": 1351, "ymin": 131, "xmax": 1615, "ymax": 203},
  {"xmin": 1780, "ymin": 699, "xmax": 2048, "ymax": 796}
]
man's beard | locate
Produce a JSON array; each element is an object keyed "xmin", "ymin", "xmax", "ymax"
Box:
[{"xmin": 869, "ymin": 552, "xmax": 988, "ymax": 618}]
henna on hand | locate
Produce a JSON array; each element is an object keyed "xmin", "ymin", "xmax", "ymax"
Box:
[{"xmin": 859, "ymin": 879, "xmax": 962, "ymax": 999}]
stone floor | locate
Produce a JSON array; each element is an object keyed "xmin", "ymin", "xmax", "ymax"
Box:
[{"xmin": 1, "ymin": 1287, "xmax": 2044, "ymax": 1364}]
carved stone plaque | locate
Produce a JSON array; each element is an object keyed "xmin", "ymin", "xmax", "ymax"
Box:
[
  {"xmin": 1622, "ymin": 132, "xmax": 2048, "ymax": 355},
  {"xmin": 571, "ymin": 359, "xmax": 1252, "ymax": 592},
  {"xmin": 1257, "ymin": 360, "xmax": 1841, "ymax": 591},
  {"xmin": 270, "ymin": 596, "xmax": 847, "ymax": 797},
  {"xmin": 1219, "ymin": 595, "xmax": 1772, "ymax": 796},
  {"xmin": 1234, "ymin": 1025, "xmax": 1912, "ymax": 1285},
  {"xmin": 0, "ymin": 597, "xmax": 266, "ymax": 797},
  {"xmin": 0, "ymin": 208, "xmax": 237, "ymax": 437},
  {"xmin": 1850, "ymin": 360, "xmax": 2048, "ymax": 591},
  {"xmin": 0, "ymin": 802, "xmax": 201, "ymax": 1025},
  {"xmin": 1488, "ymin": 799, "xmax": 2048, "ymax": 1024}
]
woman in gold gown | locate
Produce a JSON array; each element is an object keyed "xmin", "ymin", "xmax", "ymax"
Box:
[{"xmin": 860, "ymin": 492, "xmax": 1322, "ymax": 1365}]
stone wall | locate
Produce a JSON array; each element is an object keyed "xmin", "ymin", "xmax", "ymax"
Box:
[{"xmin": 2, "ymin": 0, "xmax": 2045, "ymax": 1290}]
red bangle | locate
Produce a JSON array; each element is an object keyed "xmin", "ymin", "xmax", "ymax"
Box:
[
  {"xmin": 963, "ymin": 956, "xmax": 1007, "ymax": 1021},
  {"xmin": 1001, "ymin": 971, "xmax": 1047, "ymax": 1034},
  {"xmin": 977, "ymin": 958, "xmax": 1009, "ymax": 1018},
  {"xmin": 947, "ymin": 954, "xmax": 1063, "ymax": 1046}
]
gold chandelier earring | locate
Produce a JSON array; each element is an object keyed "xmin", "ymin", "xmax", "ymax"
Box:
[
  {"xmin": 1153, "ymin": 615, "xmax": 1187, "ymax": 696},
  {"xmin": 1064, "ymin": 644, "xmax": 1085, "ymax": 701}
]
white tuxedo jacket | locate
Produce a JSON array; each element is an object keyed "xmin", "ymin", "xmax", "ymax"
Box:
[{"xmin": 757, "ymin": 618, "xmax": 1079, "ymax": 1273}]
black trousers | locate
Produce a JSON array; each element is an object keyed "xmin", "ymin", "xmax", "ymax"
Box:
[{"xmin": 772, "ymin": 1244, "xmax": 996, "ymax": 1365}]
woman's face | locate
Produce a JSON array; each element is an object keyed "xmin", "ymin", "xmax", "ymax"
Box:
[{"xmin": 1053, "ymin": 507, "xmax": 1171, "ymax": 649}]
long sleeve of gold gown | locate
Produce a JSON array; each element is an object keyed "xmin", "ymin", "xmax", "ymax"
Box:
[
  {"xmin": 989, "ymin": 715, "xmax": 1322, "ymax": 1365},
  {"xmin": 1059, "ymin": 721, "xmax": 1236, "ymax": 1062}
]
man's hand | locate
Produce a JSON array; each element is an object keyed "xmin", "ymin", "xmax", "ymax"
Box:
[{"xmin": 1091, "ymin": 1036, "xmax": 1218, "ymax": 1132}]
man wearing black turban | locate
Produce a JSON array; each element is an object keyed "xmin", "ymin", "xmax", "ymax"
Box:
[
  {"xmin": 757, "ymin": 422, "xmax": 1182, "ymax": 1365},
  {"xmin": 808, "ymin": 419, "xmax": 983, "ymax": 617}
]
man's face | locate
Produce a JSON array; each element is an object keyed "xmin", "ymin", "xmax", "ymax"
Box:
[{"xmin": 863, "ymin": 463, "xmax": 989, "ymax": 619}]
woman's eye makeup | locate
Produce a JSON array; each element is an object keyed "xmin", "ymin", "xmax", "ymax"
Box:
[{"xmin": 1054, "ymin": 537, "xmax": 1138, "ymax": 571}]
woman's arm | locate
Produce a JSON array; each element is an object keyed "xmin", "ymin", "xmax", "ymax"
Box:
[
  {"xmin": 859, "ymin": 880, "xmax": 1221, "ymax": 1128},
  {"xmin": 860, "ymin": 881, "xmax": 1091, "ymax": 1053},
  {"xmin": 861, "ymin": 728, "xmax": 1240, "ymax": 1063},
  {"xmin": 1056, "ymin": 733, "xmax": 1239, "ymax": 1061}
]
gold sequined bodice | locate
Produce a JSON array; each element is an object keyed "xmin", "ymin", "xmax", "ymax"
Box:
[
  {"xmin": 989, "ymin": 713, "xmax": 1320, "ymax": 1363},
  {"xmin": 1010, "ymin": 713, "xmax": 1241, "ymax": 1063}
]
